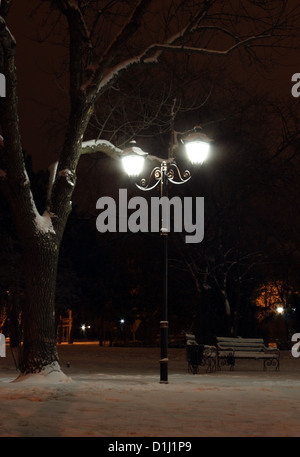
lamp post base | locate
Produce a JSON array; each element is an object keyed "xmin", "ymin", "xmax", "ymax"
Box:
[{"xmin": 160, "ymin": 360, "xmax": 168, "ymax": 384}]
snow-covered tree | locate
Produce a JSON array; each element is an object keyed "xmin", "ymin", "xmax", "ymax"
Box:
[{"xmin": 0, "ymin": 0, "xmax": 298, "ymax": 376}]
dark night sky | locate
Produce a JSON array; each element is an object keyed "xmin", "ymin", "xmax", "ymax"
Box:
[
  {"xmin": 6, "ymin": 2, "xmax": 300, "ymax": 171},
  {"xmin": 9, "ymin": 1, "xmax": 68, "ymax": 170}
]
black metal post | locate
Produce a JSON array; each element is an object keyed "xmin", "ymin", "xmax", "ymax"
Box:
[{"xmin": 160, "ymin": 161, "xmax": 168, "ymax": 383}]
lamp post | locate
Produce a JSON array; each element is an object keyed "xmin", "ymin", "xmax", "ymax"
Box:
[{"xmin": 121, "ymin": 128, "xmax": 211, "ymax": 383}]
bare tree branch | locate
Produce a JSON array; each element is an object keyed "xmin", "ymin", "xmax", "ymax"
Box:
[{"xmin": 81, "ymin": 139, "xmax": 122, "ymax": 159}]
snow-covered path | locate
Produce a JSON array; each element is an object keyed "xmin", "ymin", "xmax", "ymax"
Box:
[{"xmin": 0, "ymin": 343, "xmax": 299, "ymax": 437}]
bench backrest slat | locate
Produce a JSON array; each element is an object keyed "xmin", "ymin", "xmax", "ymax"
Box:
[
  {"xmin": 216, "ymin": 337, "xmax": 264, "ymax": 343},
  {"xmin": 216, "ymin": 337, "xmax": 266, "ymax": 352}
]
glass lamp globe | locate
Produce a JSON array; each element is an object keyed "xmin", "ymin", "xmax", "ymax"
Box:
[
  {"xmin": 121, "ymin": 143, "xmax": 147, "ymax": 177},
  {"xmin": 122, "ymin": 154, "xmax": 145, "ymax": 177},
  {"xmin": 183, "ymin": 130, "xmax": 211, "ymax": 165}
]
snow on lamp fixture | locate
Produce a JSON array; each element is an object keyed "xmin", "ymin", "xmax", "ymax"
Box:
[{"xmin": 183, "ymin": 129, "xmax": 211, "ymax": 165}]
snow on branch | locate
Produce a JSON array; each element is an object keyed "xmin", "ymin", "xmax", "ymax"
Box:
[
  {"xmin": 26, "ymin": 188, "xmax": 56, "ymax": 235},
  {"xmin": 46, "ymin": 161, "xmax": 58, "ymax": 205},
  {"xmin": 140, "ymin": 34, "xmax": 273, "ymax": 61},
  {"xmin": 86, "ymin": 25, "xmax": 271, "ymax": 97},
  {"xmin": 57, "ymin": 168, "xmax": 76, "ymax": 187},
  {"xmin": 80, "ymin": 139, "xmax": 122, "ymax": 160},
  {"xmin": 33, "ymin": 210, "xmax": 56, "ymax": 235}
]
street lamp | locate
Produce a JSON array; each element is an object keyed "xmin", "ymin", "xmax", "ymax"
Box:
[{"xmin": 121, "ymin": 129, "xmax": 211, "ymax": 383}]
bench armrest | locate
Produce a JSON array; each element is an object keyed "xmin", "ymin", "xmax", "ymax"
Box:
[
  {"xmin": 203, "ymin": 345, "xmax": 217, "ymax": 357},
  {"xmin": 264, "ymin": 346, "xmax": 280, "ymax": 356}
]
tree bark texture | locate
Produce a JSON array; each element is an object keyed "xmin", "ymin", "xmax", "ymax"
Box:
[{"xmin": 20, "ymin": 236, "xmax": 59, "ymax": 373}]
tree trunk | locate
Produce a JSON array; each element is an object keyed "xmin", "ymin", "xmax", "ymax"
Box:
[{"xmin": 20, "ymin": 236, "xmax": 60, "ymax": 373}]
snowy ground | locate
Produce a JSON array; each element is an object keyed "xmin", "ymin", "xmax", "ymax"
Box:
[{"xmin": 0, "ymin": 342, "xmax": 300, "ymax": 439}]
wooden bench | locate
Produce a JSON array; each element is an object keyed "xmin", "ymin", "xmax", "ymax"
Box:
[
  {"xmin": 185, "ymin": 333, "xmax": 217, "ymax": 373},
  {"xmin": 216, "ymin": 337, "xmax": 280, "ymax": 371}
]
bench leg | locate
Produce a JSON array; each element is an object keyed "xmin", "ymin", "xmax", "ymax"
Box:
[
  {"xmin": 204, "ymin": 356, "xmax": 216, "ymax": 373},
  {"xmin": 208, "ymin": 356, "xmax": 217, "ymax": 373},
  {"xmin": 228, "ymin": 355, "xmax": 235, "ymax": 370},
  {"xmin": 188, "ymin": 362, "xmax": 199, "ymax": 374},
  {"xmin": 263, "ymin": 358, "xmax": 280, "ymax": 371},
  {"xmin": 216, "ymin": 355, "xmax": 235, "ymax": 370}
]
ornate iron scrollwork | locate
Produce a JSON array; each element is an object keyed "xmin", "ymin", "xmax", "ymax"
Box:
[
  {"xmin": 263, "ymin": 358, "xmax": 279, "ymax": 371},
  {"xmin": 137, "ymin": 161, "xmax": 193, "ymax": 192}
]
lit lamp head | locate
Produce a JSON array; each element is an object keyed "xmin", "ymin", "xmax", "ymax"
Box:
[
  {"xmin": 183, "ymin": 128, "xmax": 211, "ymax": 165},
  {"xmin": 121, "ymin": 141, "xmax": 148, "ymax": 177}
]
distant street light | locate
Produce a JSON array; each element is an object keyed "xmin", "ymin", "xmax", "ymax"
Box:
[
  {"xmin": 277, "ymin": 306, "xmax": 284, "ymax": 314},
  {"xmin": 121, "ymin": 127, "xmax": 211, "ymax": 384}
]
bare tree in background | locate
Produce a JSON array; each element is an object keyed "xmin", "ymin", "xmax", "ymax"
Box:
[{"xmin": 0, "ymin": 0, "xmax": 298, "ymax": 376}]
